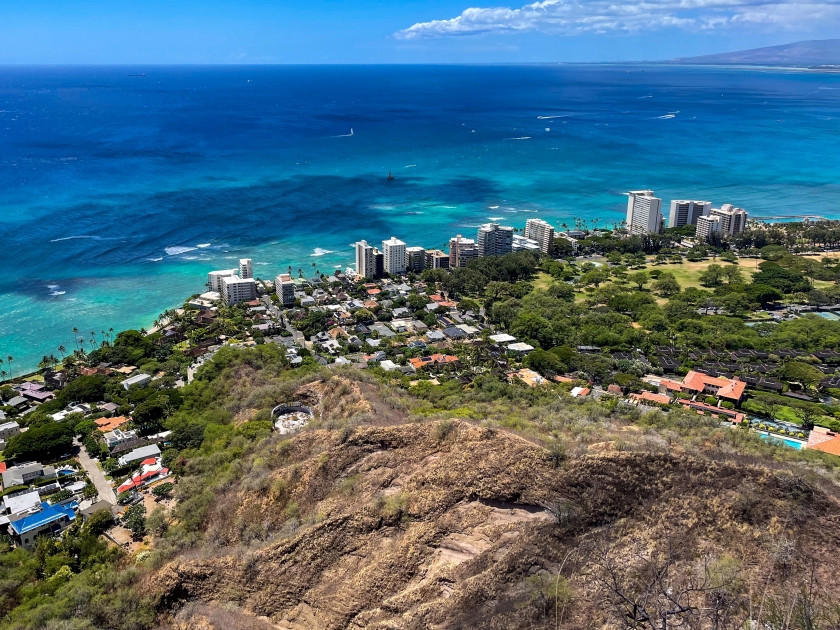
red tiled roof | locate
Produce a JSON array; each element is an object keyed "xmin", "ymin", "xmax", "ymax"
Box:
[
  {"xmin": 631, "ymin": 391, "xmax": 672, "ymax": 405},
  {"xmin": 808, "ymin": 436, "xmax": 840, "ymax": 457},
  {"xmin": 682, "ymin": 371, "xmax": 746, "ymax": 401},
  {"xmin": 95, "ymin": 416, "xmax": 129, "ymax": 432}
]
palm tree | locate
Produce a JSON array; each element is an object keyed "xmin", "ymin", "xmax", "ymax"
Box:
[
  {"xmin": 6, "ymin": 356, "xmax": 12, "ymax": 380},
  {"xmin": 109, "ymin": 327, "xmax": 114, "ymax": 343},
  {"xmin": 72, "ymin": 327, "xmax": 80, "ymax": 351},
  {"xmin": 90, "ymin": 331, "xmax": 97, "ymax": 348},
  {"xmin": 39, "ymin": 356, "xmax": 51, "ymax": 370},
  {"xmin": 57, "ymin": 345, "xmax": 66, "ymax": 361},
  {"xmin": 139, "ymin": 328, "xmax": 148, "ymax": 336},
  {"xmin": 298, "ymin": 268, "xmax": 303, "ymax": 278}
]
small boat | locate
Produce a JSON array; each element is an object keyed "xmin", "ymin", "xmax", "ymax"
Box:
[{"xmin": 387, "ymin": 169, "xmax": 395, "ymax": 181}]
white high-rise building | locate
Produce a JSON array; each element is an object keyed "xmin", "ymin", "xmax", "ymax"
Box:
[
  {"xmin": 381, "ymin": 237, "xmax": 407, "ymax": 275},
  {"xmin": 710, "ymin": 205, "xmax": 748, "ymax": 235},
  {"xmin": 239, "ymin": 258, "xmax": 253, "ymax": 279},
  {"xmin": 221, "ymin": 276, "xmax": 257, "ymax": 305},
  {"xmin": 626, "ymin": 190, "xmax": 663, "ymax": 235},
  {"xmin": 695, "ymin": 215, "xmax": 722, "ymax": 241},
  {"xmin": 448, "ymin": 235, "xmax": 479, "ymax": 268},
  {"xmin": 275, "ymin": 273, "xmax": 295, "ymax": 306},
  {"xmin": 476, "ymin": 223, "xmax": 514, "ymax": 257},
  {"xmin": 524, "ymin": 218, "xmax": 555, "ymax": 254},
  {"xmin": 355, "ymin": 240, "xmax": 376, "ymax": 279},
  {"xmin": 208, "ymin": 269, "xmax": 238, "ymax": 292},
  {"xmin": 668, "ymin": 200, "xmax": 711, "ymax": 228}
]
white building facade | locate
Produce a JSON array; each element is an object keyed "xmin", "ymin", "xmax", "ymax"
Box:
[
  {"xmin": 695, "ymin": 215, "xmax": 722, "ymax": 241},
  {"xmin": 626, "ymin": 190, "xmax": 663, "ymax": 235},
  {"xmin": 524, "ymin": 218, "xmax": 555, "ymax": 254},
  {"xmin": 355, "ymin": 240, "xmax": 376, "ymax": 279},
  {"xmin": 239, "ymin": 258, "xmax": 253, "ymax": 280},
  {"xmin": 476, "ymin": 223, "xmax": 514, "ymax": 257},
  {"xmin": 668, "ymin": 200, "xmax": 711, "ymax": 228},
  {"xmin": 381, "ymin": 237, "xmax": 407, "ymax": 275},
  {"xmin": 207, "ymin": 269, "xmax": 238, "ymax": 292},
  {"xmin": 221, "ymin": 276, "xmax": 257, "ymax": 305},
  {"xmin": 710, "ymin": 205, "xmax": 748, "ymax": 235}
]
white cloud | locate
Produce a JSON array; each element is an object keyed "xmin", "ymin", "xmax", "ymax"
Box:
[{"xmin": 394, "ymin": 0, "xmax": 840, "ymax": 38}]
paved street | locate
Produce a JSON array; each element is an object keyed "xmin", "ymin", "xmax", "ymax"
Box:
[{"xmin": 74, "ymin": 438, "xmax": 117, "ymax": 505}]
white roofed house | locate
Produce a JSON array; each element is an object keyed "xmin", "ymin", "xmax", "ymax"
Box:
[{"xmin": 118, "ymin": 444, "xmax": 162, "ymax": 467}]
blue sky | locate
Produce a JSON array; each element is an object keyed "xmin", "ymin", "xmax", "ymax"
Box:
[{"xmin": 0, "ymin": 0, "xmax": 837, "ymax": 64}]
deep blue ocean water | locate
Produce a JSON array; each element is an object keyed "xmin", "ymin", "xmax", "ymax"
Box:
[{"xmin": 1, "ymin": 64, "xmax": 839, "ymax": 374}]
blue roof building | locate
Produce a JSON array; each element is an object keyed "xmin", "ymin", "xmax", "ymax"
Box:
[{"xmin": 8, "ymin": 501, "xmax": 78, "ymax": 550}]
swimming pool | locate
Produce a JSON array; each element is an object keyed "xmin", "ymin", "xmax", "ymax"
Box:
[
  {"xmin": 817, "ymin": 312, "xmax": 840, "ymax": 321},
  {"xmin": 757, "ymin": 432, "xmax": 806, "ymax": 450}
]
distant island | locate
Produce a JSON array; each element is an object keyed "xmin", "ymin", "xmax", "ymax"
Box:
[{"xmin": 670, "ymin": 38, "xmax": 840, "ymax": 67}]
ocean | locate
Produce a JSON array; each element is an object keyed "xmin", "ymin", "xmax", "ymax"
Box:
[{"xmin": 1, "ymin": 64, "xmax": 839, "ymax": 374}]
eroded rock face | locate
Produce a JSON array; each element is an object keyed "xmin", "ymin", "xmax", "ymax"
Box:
[{"xmin": 151, "ymin": 422, "xmax": 840, "ymax": 630}]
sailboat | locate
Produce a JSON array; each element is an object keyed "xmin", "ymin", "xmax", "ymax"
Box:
[{"xmin": 387, "ymin": 169, "xmax": 395, "ymax": 181}]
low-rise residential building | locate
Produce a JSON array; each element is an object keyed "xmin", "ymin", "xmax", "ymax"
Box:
[
  {"xmin": 8, "ymin": 500, "xmax": 78, "ymax": 550},
  {"xmin": 0, "ymin": 421, "xmax": 21, "ymax": 443},
  {"xmin": 509, "ymin": 368, "xmax": 545, "ymax": 387},
  {"xmin": 118, "ymin": 444, "xmax": 162, "ymax": 467},
  {"xmin": 408, "ymin": 354, "xmax": 459, "ymax": 371},
  {"xmin": 512, "ymin": 234, "xmax": 542, "ymax": 252},
  {"xmin": 506, "ymin": 342, "xmax": 535, "ymax": 356},
  {"xmin": 2, "ymin": 462, "xmax": 56, "ymax": 489},
  {"xmin": 120, "ymin": 373, "xmax": 151, "ymax": 390},
  {"xmin": 102, "ymin": 428, "xmax": 139, "ymax": 451},
  {"xmin": 681, "ymin": 370, "xmax": 746, "ymax": 403},
  {"xmin": 95, "ymin": 415, "xmax": 130, "ymax": 432}
]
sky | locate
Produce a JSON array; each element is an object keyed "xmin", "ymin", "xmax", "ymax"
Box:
[{"xmin": 0, "ymin": 0, "xmax": 838, "ymax": 64}]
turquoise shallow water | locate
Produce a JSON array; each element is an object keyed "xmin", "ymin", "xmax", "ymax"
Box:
[{"xmin": 1, "ymin": 64, "xmax": 839, "ymax": 374}]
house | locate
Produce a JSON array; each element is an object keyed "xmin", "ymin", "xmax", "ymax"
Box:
[
  {"xmin": 0, "ymin": 421, "xmax": 21, "ymax": 443},
  {"xmin": 506, "ymin": 342, "xmax": 535, "ymax": 356},
  {"xmin": 6, "ymin": 396, "xmax": 28, "ymax": 411},
  {"xmin": 425, "ymin": 331, "xmax": 446, "ymax": 342},
  {"xmin": 102, "ymin": 428, "xmax": 139, "ymax": 451},
  {"xmin": 95, "ymin": 416, "xmax": 130, "ymax": 433},
  {"xmin": 118, "ymin": 444, "xmax": 162, "ymax": 467},
  {"xmin": 408, "ymin": 354, "xmax": 460, "ymax": 371},
  {"xmin": 630, "ymin": 391, "xmax": 672, "ymax": 406},
  {"xmin": 681, "ymin": 371, "xmax": 746, "ymax": 403},
  {"xmin": 570, "ymin": 386, "xmax": 591, "ymax": 398},
  {"xmin": 489, "ymin": 333, "xmax": 517, "ymax": 344},
  {"xmin": 442, "ymin": 327, "xmax": 467, "ymax": 340},
  {"xmin": 508, "ymin": 368, "xmax": 545, "ymax": 387},
  {"xmin": 3, "ymin": 490, "xmax": 42, "ymax": 521},
  {"xmin": 8, "ymin": 501, "xmax": 78, "ymax": 550},
  {"xmin": 120, "ymin": 373, "xmax": 151, "ymax": 390},
  {"xmin": 2, "ymin": 462, "xmax": 56, "ymax": 489},
  {"xmin": 369, "ymin": 323, "xmax": 396, "ymax": 338},
  {"xmin": 116, "ymin": 458, "xmax": 170, "ymax": 493},
  {"xmin": 806, "ymin": 426, "xmax": 840, "ymax": 456}
]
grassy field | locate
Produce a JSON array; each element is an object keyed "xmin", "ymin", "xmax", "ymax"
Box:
[
  {"xmin": 648, "ymin": 258, "xmax": 758, "ymax": 290},
  {"xmin": 532, "ymin": 272, "xmax": 553, "ymax": 291}
]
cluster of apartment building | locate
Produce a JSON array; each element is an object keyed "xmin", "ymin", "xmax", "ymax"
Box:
[
  {"xmin": 205, "ymin": 258, "xmax": 257, "ymax": 305},
  {"xmin": 348, "ymin": 219, "xmax": 558, "ymax": 280},
  {"xmin": 626, "ymin": 190, "xmax": 748, "ymax": 240}
]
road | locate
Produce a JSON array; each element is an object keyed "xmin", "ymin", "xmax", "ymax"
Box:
[
  {"xmin": 262, "ymin": 296, "xmax": 305, "ymax": 345},
  {"xmin": 74, "ymin": 438, "xmax": 117, "ymax": 505}
]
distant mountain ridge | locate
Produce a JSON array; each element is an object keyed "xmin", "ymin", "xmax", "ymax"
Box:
[{"xmin": 672, "ymin": 39, "xmax": 840, "ymax": 66}]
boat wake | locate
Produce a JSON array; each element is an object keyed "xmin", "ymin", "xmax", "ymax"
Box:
[
  {"xmin": 50, "ymin": 235, "xmax": 102, "ymax": 242},
  {"xmin": 331, "ymin": 128, "xmax": 354, "ymax": 138},
  {"xmin": 654, "ymin": 114, "xmax": 676, "ymax": 119},
  {"xmin": 506, "ymin": 136, "xmax": 531, "ymax": 140}
]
